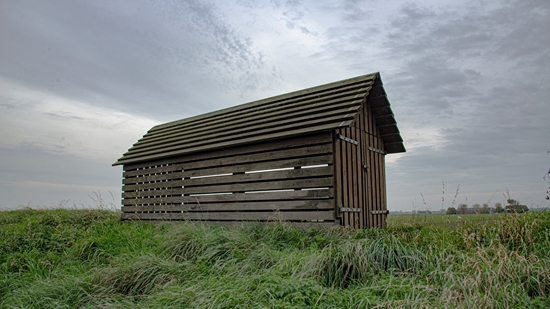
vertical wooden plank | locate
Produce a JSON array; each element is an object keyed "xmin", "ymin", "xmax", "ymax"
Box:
[
  {"xmin": 358, "ymin": 128, "xmax": 363, "ymax": 229},
  {"xmin": 368, "ymin": 106, "xmax": 378, "ymax": 228},
  {"xmin": 345, "ymin": 127, "xmax": 353, "ymax": 228},
  {"xmin": 375, "ymin": 115, "xmax": 382, "ymax": 228},
  {"xmin": 341, "ymin": 128, "xmax": 347, "ymax": 227},
  {"xmin": 333, "ymin": 134, "xmax": 342, "ymax": 226},
  {"xmin": 350, "ymin": 127, "xmax": 356, "ymax": 228},
  {"xmin": 364, "ymin": 107, "xmax": 371, "ymax": 227},
  {"xmin": 354, "ymin": 127, "xmax": 364, "ymax": 229},
  {"xmin": 363, "ymin": 106, "xmax": 369, "ymax": 229},
  {"xmin": 360, "ymin": 107, "xmax": 368, "ymax": 228},
  {"xmin": 374, "ymin": 159, "xmax": 380, "ymax": 227},
  {"xmin": 354, "ymin": 108, "xmax": 363, "ymax": 228},
  {"xmin": 340, "ymin": 129, "xmax": 349, "ymax": 227},
  {"xmin": 377, "ymin": 122, "xmax": 383, "ymax": 227},
  {"xmin": 362, "ymin": 110, "xmax": 368, "ymax": 227},
  {"xmin": 379, "ymin": 134, "xmax": 387, "ymax": 228},
  {"xmin": 357, "ymin": 116, "xmax": 363, "ymax": 229},
  {"xmin": 380, "ymin": 151, "xmax": 387, "ymax": 228},
  {"xmin": 348, "ymin": 127, "xmax": 359, "ymax": 229},
  {"xmin": 373, "ymin": 120, "xmax": 381, "ymax": 228},
  {"xmin": 352, "ymin": 110, "xmax": 360, "ymax": 228}
]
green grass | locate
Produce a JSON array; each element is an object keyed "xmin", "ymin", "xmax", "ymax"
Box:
[
  {"xmin": 1, "ymin": 208, "xmax": 549, "ymax": 308},
  {"xmin": 387, "ymin": 213, "xmax": 506, "ymax": 229}
]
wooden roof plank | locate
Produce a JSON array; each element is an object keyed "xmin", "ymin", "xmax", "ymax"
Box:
[
  {"xmin": 115, "ymin": 120, "xmax": 353, "ymax": 165},
  {"xmin": 136, "ymin": 91, "xmax": 369, "ymax": 144},
  {"xmin": 120, "ymin": 112, "xmax": 358, "ymax": 159},
  {"xmin": 127, "ymin": 103, "xmax": 363, "ymax": 153},
  {"xmin": 114, "ymin": 72, "xmax": 406, "ymax": 166},
  {"xmin": 151, "ymin": 74, "xmax": 377, "ymax": 132},
  {"xmin": 147, "ymin": 83, "xmax": 372, "ymax": 137}
]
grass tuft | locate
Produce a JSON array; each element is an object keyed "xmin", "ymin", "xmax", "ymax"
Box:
[{"xmin": 91, "ymin": 254, "xmax": 190, "ymax": 296}]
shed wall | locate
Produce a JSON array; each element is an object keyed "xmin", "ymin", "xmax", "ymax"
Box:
[
  {"xmin": 334, "ymin": 104, "xmax": 388, "ymax": 228},
  {"xmin": 120, "ymin": 132, "xmax": 336, "ymax": 227}
]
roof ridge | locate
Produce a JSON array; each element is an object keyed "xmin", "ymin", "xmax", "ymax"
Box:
[
  {"xmin": 113, "ymin": 72, "xmax": 408, "ymax": 167},
  {"xmin": 152, "ymin": 72, "xmax": 378, "ymax": 132}
]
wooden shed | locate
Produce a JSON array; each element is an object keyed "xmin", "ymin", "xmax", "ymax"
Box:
[{"xmin": 113, "ymin": 72, "xmax": 405, "ymax": 228}]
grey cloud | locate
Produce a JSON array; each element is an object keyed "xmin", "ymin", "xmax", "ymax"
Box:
[
  {"xmin": 0, "ymin": 0, "xmax": 280, "ymax": 119},
  {"xmin": 236, "ymin": 0, "xmax": 316, "ymax": 35},
  {"xmin": 388, "ymin": 4, "xmax": 491, "ymax": 58},
  {"xmin": 0, "ymin": 103, "xmax": 16, "ymax": 109},
  {"xmin": 43, "ymin": 112, "xmax": 86, "ymax": 121},
  {"xmin": 491, "ymin": 1, "xmax": 550, "ymax": 62},
  {"xmin": 390, "ymin": 3, "xmax": 436, "ymax": 30}
]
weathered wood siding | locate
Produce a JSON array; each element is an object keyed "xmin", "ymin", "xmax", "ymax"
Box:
[
  {"xmin": 120, "ymin": 132, "xmax": 336, "ymax": 226},
  {"xmin": 334, "ymin": 103, "xmax": 388, "ymax": 229}
]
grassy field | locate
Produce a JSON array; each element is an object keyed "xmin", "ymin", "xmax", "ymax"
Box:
[
  {"xmin": 387, "ymin": 213, "xmax": 506, "ymax": 229},
  {"xmin": 1, "ymin": 209, "xmax": 549, "ymax": 308}
]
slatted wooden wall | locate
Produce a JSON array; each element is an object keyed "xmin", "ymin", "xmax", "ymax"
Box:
[
  {"xmin": 334, "ymin": 104, "xmax": 388, "ymax": 229},
  {"xmin": 120, "ymin": 132, "xmax": 336, "ymax": 227}
]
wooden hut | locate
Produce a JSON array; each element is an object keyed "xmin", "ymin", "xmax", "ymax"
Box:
[{"xmin": 113, "ymin": 72, "xmax": 405, "ymax": 228}]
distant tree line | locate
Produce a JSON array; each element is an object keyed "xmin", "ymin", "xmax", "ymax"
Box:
[{"xmin": 446, "ymin": 199, "xmax": 528, "ymax": 215}]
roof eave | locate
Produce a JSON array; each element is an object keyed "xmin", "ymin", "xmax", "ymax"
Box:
[{"xmin": 367, "ymin": 75, "xmax": 406, "ymax": 154}]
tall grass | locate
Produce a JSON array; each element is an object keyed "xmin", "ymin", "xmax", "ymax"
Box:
[{"xmin": 0, "ymin": 208, "xmax": 549, "ymax": 308}]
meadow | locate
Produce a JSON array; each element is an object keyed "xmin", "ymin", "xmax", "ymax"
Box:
[
  {"xmin": 1, "ymin": 208, "xmax": 549, "ymax": 308},
  {"xmin": 387, "ymin": 213, "xmax": 506, "ymax": 229}
]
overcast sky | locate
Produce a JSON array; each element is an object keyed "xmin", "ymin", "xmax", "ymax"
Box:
[{"xmin": 1, "ymin": 0, "xmax": 549, "ymax": 211}]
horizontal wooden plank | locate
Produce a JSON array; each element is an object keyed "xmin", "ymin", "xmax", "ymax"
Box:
[
  {"xmin": 185, "ymin": 165, "xmax": 332, "ymax": 187},
  {"xmin": 121, "ymin": 210, "xmax": 335, "ymax": 221},
  {"xmin": 122, "ymin": 200, "xmax": 334, "ymax": 212},
  {"xmin": 172, "ymin": 144, "xmax": 332, "ymax": 171},
  {"xmin": 123, "ymin": 144, "xmax": 332, "ymax": 177},
  {"xmin": 178, "ymin": 177, "xmax": 333, "ymax": 195},
  {"xmin": 123, "ymin": 166, "xmax": 333, "ymax": 190},
  {"xmin": 122, "ymin": 177, "xmax": 333, "ymax": 198},
  {"xmin": 122, "ymin": 189, "xmax": 333, "ymax": 205},
  {"xmin": 123, "ymin": 132, "xmax": 332, "ymax": 171},
  {"xmin": 124, "ymin": 155, "xmax": 332, "ymax": 183},
  {"xmin": 115, "ymin": 120, "xmax": 354, "ymax": 165}
]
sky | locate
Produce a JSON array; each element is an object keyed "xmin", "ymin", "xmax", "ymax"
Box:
[{"xmin": 1, "ymin": 0, "xmax": 549, "ymax": 211}]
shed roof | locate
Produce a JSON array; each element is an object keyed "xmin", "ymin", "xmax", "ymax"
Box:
[{"xmin": 113, "ymin": 72, "xmax": 405, "ymax": 166}]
